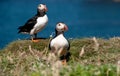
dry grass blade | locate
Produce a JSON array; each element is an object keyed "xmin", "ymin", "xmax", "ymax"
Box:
[
  {"xmin": 14, "ymin": 51, "xmax": 26, "ymax": 76},
  {"xmin": 51, "ymin": 60, "xmax": 63, "ymax": 76},
  {"xmin": 93, "ymin": 37, "xmax": 99, "ymax": 51},
  {"xmin": 79, "ymin": 45, "xmax": 85, "ymax": 57},
  {"xmin": 117, "ymin": 60, "xmax": 120, "ymax": 76}
]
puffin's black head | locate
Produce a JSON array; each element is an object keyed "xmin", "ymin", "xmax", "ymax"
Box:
[
  {"xmin": 55, "ymin": 22, "xmax": 68, "ymax": 35},
  {"xmin": 37, "ymin": 4, "xmax": 47, "ymax": 15}
]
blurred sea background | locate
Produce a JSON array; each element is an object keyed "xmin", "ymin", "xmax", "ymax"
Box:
[{"xmin": 0, "ymin": 0, "xmax": 120, "ymax": 49}]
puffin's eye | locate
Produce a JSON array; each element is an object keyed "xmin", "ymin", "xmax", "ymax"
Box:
[{"xmin": 58, "ymin": 24, "xmax": 61, "ymax": 26}]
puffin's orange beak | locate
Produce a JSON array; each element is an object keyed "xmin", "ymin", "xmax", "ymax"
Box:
[
  {"xmin": 64, "ymin": 25, "xmax": 68, "ymax": 31},
  {"xmin": 44, "ymin": 5, "xmax": 48, "ymax": 12}
]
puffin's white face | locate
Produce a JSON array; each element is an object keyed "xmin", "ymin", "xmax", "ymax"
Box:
[
  {"xmin": 56, "ymin": 23, "xmax": 68, "ymax": 32},
  {"xmin": 38, "ymin": 4, "xmax": 47, "ymax": 12}
]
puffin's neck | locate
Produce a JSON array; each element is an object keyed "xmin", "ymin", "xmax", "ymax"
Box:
[
  {"xmin": 36, "ymin": 10, "xmax": 46, "ymax": 17},
  {"xmin": 55, "ymin": 29, "xmax": 64, "ymax": 37}
]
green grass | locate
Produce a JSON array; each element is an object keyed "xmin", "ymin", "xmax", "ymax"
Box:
[{"xmin": 0, "ymin": 37, "xmax": 120, "ymax": 76}]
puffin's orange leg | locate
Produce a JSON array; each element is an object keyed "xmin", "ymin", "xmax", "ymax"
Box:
[
  {"xmin": 62, "ymin": 59, "xmax": 67, "ymax": 65},
  {"xmin": 31, "ymin": 38, "xmax": 40, "ymax": 43}
]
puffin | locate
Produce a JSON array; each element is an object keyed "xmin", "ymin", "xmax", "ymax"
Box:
[
  {"xmin": 49, "ymin": 22, "xmax": 71, "ymax": 65},
  {"xmin": 18, "ymin": 4, "xmax": 48, "ymax": 42}
]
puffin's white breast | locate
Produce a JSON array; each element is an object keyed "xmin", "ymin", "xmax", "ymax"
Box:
[
  {"xmin": 30, "ymin": 15, "xmax": 48, "ymax": 35},
  {"xmin": 50, "ymin": 34, "xmax": 69, "ymax": 50}
]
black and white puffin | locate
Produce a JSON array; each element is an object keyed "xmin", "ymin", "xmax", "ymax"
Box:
[
  {"xmin": 18, "ymin": 4, "xmax": 48, "ymax": 42},
  {"xmin": 49, "ymin": 22, "xmax": 71, "ymax": 65}
]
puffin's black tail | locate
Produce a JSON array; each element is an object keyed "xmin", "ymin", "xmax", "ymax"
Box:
[
  {"xmin": 18, "ymin": 26, "xmax": 22, "ymax": 33},
  {"xmin": 18, "ymin": 26, "xmax": 28, "ymax": 33}
]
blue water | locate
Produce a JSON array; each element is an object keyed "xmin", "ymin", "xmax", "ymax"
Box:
[{"xmin": 0, "ymin": 0, "xmax": 120, "ymax": 49}]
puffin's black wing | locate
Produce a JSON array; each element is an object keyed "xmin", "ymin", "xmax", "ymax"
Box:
[
  {"xmin": 18, "ymin": 15, "xmax": 38, "ymax": 33},
  {"xmin": 48, "ymin": 39, "xmax": 52, "ymax": 50},
  {"xmin": 67, "ymin": 40, "xmax": 70, "ymax": 50}
]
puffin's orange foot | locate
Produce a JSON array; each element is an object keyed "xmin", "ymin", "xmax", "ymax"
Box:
[
  {"xmin": 32, "ymin": 38, "xmax": 40, "ymax": 42},
  {"xmin": 61, "ymin": 59, "xmax": 67, "ymax": 65}
]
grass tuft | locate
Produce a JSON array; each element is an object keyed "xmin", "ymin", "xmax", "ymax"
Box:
[{"xmin": 0, "ymin": 37, "xmax": 120, "ymax": 76}]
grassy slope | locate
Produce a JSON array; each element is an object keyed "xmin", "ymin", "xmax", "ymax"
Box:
[{"xmin": 0, "ymin": 38, "xmax": 120, "ymax": 76}]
